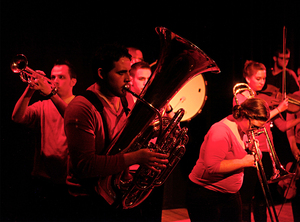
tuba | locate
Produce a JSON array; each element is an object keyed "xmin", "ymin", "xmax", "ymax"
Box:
[{"xmin": 96, "ymin": 27, "xmax": 220, "ymax": 209}]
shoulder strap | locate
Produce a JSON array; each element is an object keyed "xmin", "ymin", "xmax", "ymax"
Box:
[
  {"xmin": 81, "ymin": 90, "xmax": 110, "ymax": 149},
  {"xmin": 121, "ymin": 96, "xmax": 130, "ymax": 116}
]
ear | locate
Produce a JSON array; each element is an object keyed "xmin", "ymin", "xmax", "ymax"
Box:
[
  {"xmin": 71, "ymin": 78, "xmax": 77, "ymax": 87},
  {"xmin": 98, "ymin": 68, "xmax": 104, "ymax": 80},
  {"xmin": 273, "ymin": 55, "xmax": 277, "ymax": 62},
  {"xmin": 245, "ymin": 77, "xmax": 250, "ymax": 84}
]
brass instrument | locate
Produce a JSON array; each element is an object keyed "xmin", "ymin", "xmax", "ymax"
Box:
[
  {"xmin": 233, "ymin": 83, "xmax": 295, "ymax": 222},
  {"xmin": 248, "ymin": 130, "xmax": 279, "ymax": 222},
  {"xmin": 10, "ymin": 54, "xmax": 54, "ymax": 87},
  {"xmin": 233, "ymin": 83, "xmax": 292, "ymax": 183},
  {"xmin": 96, "ymin": 27, "xmax": 220, "ymax": 209}
]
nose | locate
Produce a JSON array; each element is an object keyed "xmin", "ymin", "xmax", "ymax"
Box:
[
  {"xmin": 52, "ymin": 77, "xmax": 59, "ymax": 86},
  {"xmin": 125, "ymin": 71, "xmax": 130, "ymax": 82},
  {"xmin": 143, "ymin": 78, "xmax": 149, "ymax": 86}
]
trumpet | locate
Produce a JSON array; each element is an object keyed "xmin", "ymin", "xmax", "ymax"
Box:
[{"xmin": 10, "ymin": 54, "xmax": 53, "ymax": 87}]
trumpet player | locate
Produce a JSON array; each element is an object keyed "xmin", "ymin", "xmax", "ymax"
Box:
[
  {"xmin": 64, "ymin": 43, "xmax": 169, "ymax": 221},
  {"xmin": 186, "ymin": 98, "xmax": 270, "ymax": 222},
  {"xmin": 11, "ymin": 59, "xmax": 77, "ymax": 221}
]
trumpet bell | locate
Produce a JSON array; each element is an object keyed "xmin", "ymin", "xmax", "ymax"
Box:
[{"xmin": 10, "ymin": 54, "xmax": 28, "ymax": 73}]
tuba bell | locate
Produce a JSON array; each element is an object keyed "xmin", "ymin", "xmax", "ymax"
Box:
[{"xmin": 96, "ymin": 27, "xmax": 220, "ymax": 209}]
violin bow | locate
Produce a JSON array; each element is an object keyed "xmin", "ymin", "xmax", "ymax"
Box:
[{"xmin": 282, "ymin": 26, "xmax": 287, "ymax": 100}]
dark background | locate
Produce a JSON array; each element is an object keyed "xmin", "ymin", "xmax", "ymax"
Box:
[{"xmin": 1, "ymin": 1, "xmax": 300, "ymax": 220}]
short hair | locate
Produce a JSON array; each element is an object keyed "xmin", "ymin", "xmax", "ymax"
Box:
[
  {"xmin": 53, "ymin": 59, "xmax": 77, "ymax": 79},
  {"xmin": 129, "ymin": 61, "xmax": 151, "ymax": 77},
  {"xmin": 92, "ymin": 43, "xmax": 131, "ymax": 81},
  {"xmin": 273, "ymin": 45, "xmax": 290, "ymax": 57},
  {"xmin": 243, "ymin": 60, "xmax": 266, "ymax": 78},
  {"xmin": 232, "ymin": 98, "xmax": 270, "ymax": 121}
]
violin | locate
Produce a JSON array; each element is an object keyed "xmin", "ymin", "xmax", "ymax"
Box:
[
  {"xmin": 277, "ymin": 158, "xmax": 300, "ymax": 199},
  {"xmin": 257, "ymin": 84, "xmax": 300, "ymax": 113}
]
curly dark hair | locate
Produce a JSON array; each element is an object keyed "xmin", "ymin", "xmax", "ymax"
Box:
[
  {"xmin": 232, "ymin": 98, "xmax": 270, "ymax": 121},
  {"xmin": 91, "ymin": 43, "xmax": 131, "ymax": 82}
]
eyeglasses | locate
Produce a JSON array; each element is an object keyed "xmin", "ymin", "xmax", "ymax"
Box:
[{"xmin": 249, "ymin": 119, "xmax": 261, "ymax": 131}]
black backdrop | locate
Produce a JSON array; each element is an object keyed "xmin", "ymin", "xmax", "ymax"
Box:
[{"xmin": 1, "ymin": 1, "xmax": 300, "ymax": 219}]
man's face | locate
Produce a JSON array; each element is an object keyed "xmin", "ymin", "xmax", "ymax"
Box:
[
  {"xmin": 274, "ymin": 51, "xmax": 290, "ymax": 69},
  {"xmin": 131, "ymin": 68, "xmax": 151, "ymax": 95},
  {"xmin": 105, "ymin": 57, "xmax": 131, "ymax": 97},
  {"xmin": 51, "ymin": 65, "xmax": 76, "ymax": 97}
]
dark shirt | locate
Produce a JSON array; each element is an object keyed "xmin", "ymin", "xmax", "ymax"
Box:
[
  {"xmin": 266, "ymin": 69, "xmax": 298, "ymax": 94},
  {"xmin": 265, "ymin": 69, "xmax": 298, "ymax": 165}
]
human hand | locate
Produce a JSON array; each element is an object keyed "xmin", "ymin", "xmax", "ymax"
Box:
[
  {"xmin": 291, "ymin": 147, "xmax": 300, "ymax": 161},
  {"xmin": 29, "ymin": 70, "xmax": 53, "ymax": 96},
  {"xmin": 277, "ymin": 98, "xmax": 289, "ymax": 113},
  {"xmin": 242, "ymin": 154, "xmax": 256, "ymax": 168},
  {"xmin": 133, "ymin": 148, "xmax": 169, "ymax": 172}
]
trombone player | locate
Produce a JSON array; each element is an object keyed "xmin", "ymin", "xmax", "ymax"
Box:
[
  {"xmin": 186, "ymin": 98, "xmax": 270, "ymax": 222},
  {"xmin": 235, "ymin": 60, "xmax": 298, "ymax": 222}
]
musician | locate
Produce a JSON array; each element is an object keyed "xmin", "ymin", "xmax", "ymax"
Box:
[
  {"xmin": 236, "ymin": 60, "xmax": 300, "ymax": 221},
  {"xmin": 64, "ymin": 43, "xmax": 168, "ymax": 221},
  {"xmin": 11, "ymin": 59, "xmax": 77, "ymax": 220},
  {"xmin": 129, "ymin": 61, "xmax": 152, "ymax": 102},
  {"xmin": 127, "ymin": 46, "xmax": 144, "ymax": 66},
  {"xmin": 266, "ymin": 46, "xmax": 299, "ymax": 93},
  {"xmin": 285, "ymin": 67, "xmax": 300, "ymax": 221},
  {"xmin": 235, "ymin": 60, "xmax": 289, "ymax": 221},
  {"xmin": 187, "ymin": 98, "xmax": 270, "ymax": 222},
  {"xmin": 266, "ymin": 46, "xmax": 299, "ymax": 167},
  {"xmin": 286, "ymin": 67, "xmax": 300, "ymax": 160},
  {"xmin": 129, "ymin": 61, "xmax": 174, "ymax": 116}
]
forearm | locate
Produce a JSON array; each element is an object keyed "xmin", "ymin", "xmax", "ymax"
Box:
[
  {"xmin": 218, "ymin": 154, "xmax": 255, "ymax": 173},
  {"xmin": 66, "ymin": 123, "xmax": 127, "ymax": 178},
  {"xmin": 274, "ymin": 117, "xmax": 300, "ymax": 132},
  {"xmin": 12, "ymin": 86, "xmax": 35, "ymax": 122},
  {"xmin": 50, "ymin": 94, "xmax": 68, "ymax": 117},
  {"xmin": 218, "ymin": 159, "xmax": 246, "ymax": 173},
  {"xmin": 269, "ymin": 108, "xmax": 280, "ymax": 120}
]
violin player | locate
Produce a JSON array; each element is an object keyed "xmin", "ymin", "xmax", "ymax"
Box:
[
  {"xmin": 265, "ymin": 46, "xmax": 300, "ymax": 168},
  {"xmin": 284, "ymin": 66, "xmax": 300, "ymax": 222}
]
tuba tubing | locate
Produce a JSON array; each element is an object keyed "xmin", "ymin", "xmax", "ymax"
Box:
[{"xmin": 96, "ymin": 27, "xmax": 220, "ymax": 209}]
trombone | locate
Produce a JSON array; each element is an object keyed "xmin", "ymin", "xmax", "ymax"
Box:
[
  {"xmin": 233, "ymin": 83, "xmax": 294, "ymax": 222},
  {"xmin": 233, "ymin": 83, "xmax": 293, "ymax": 183}
]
